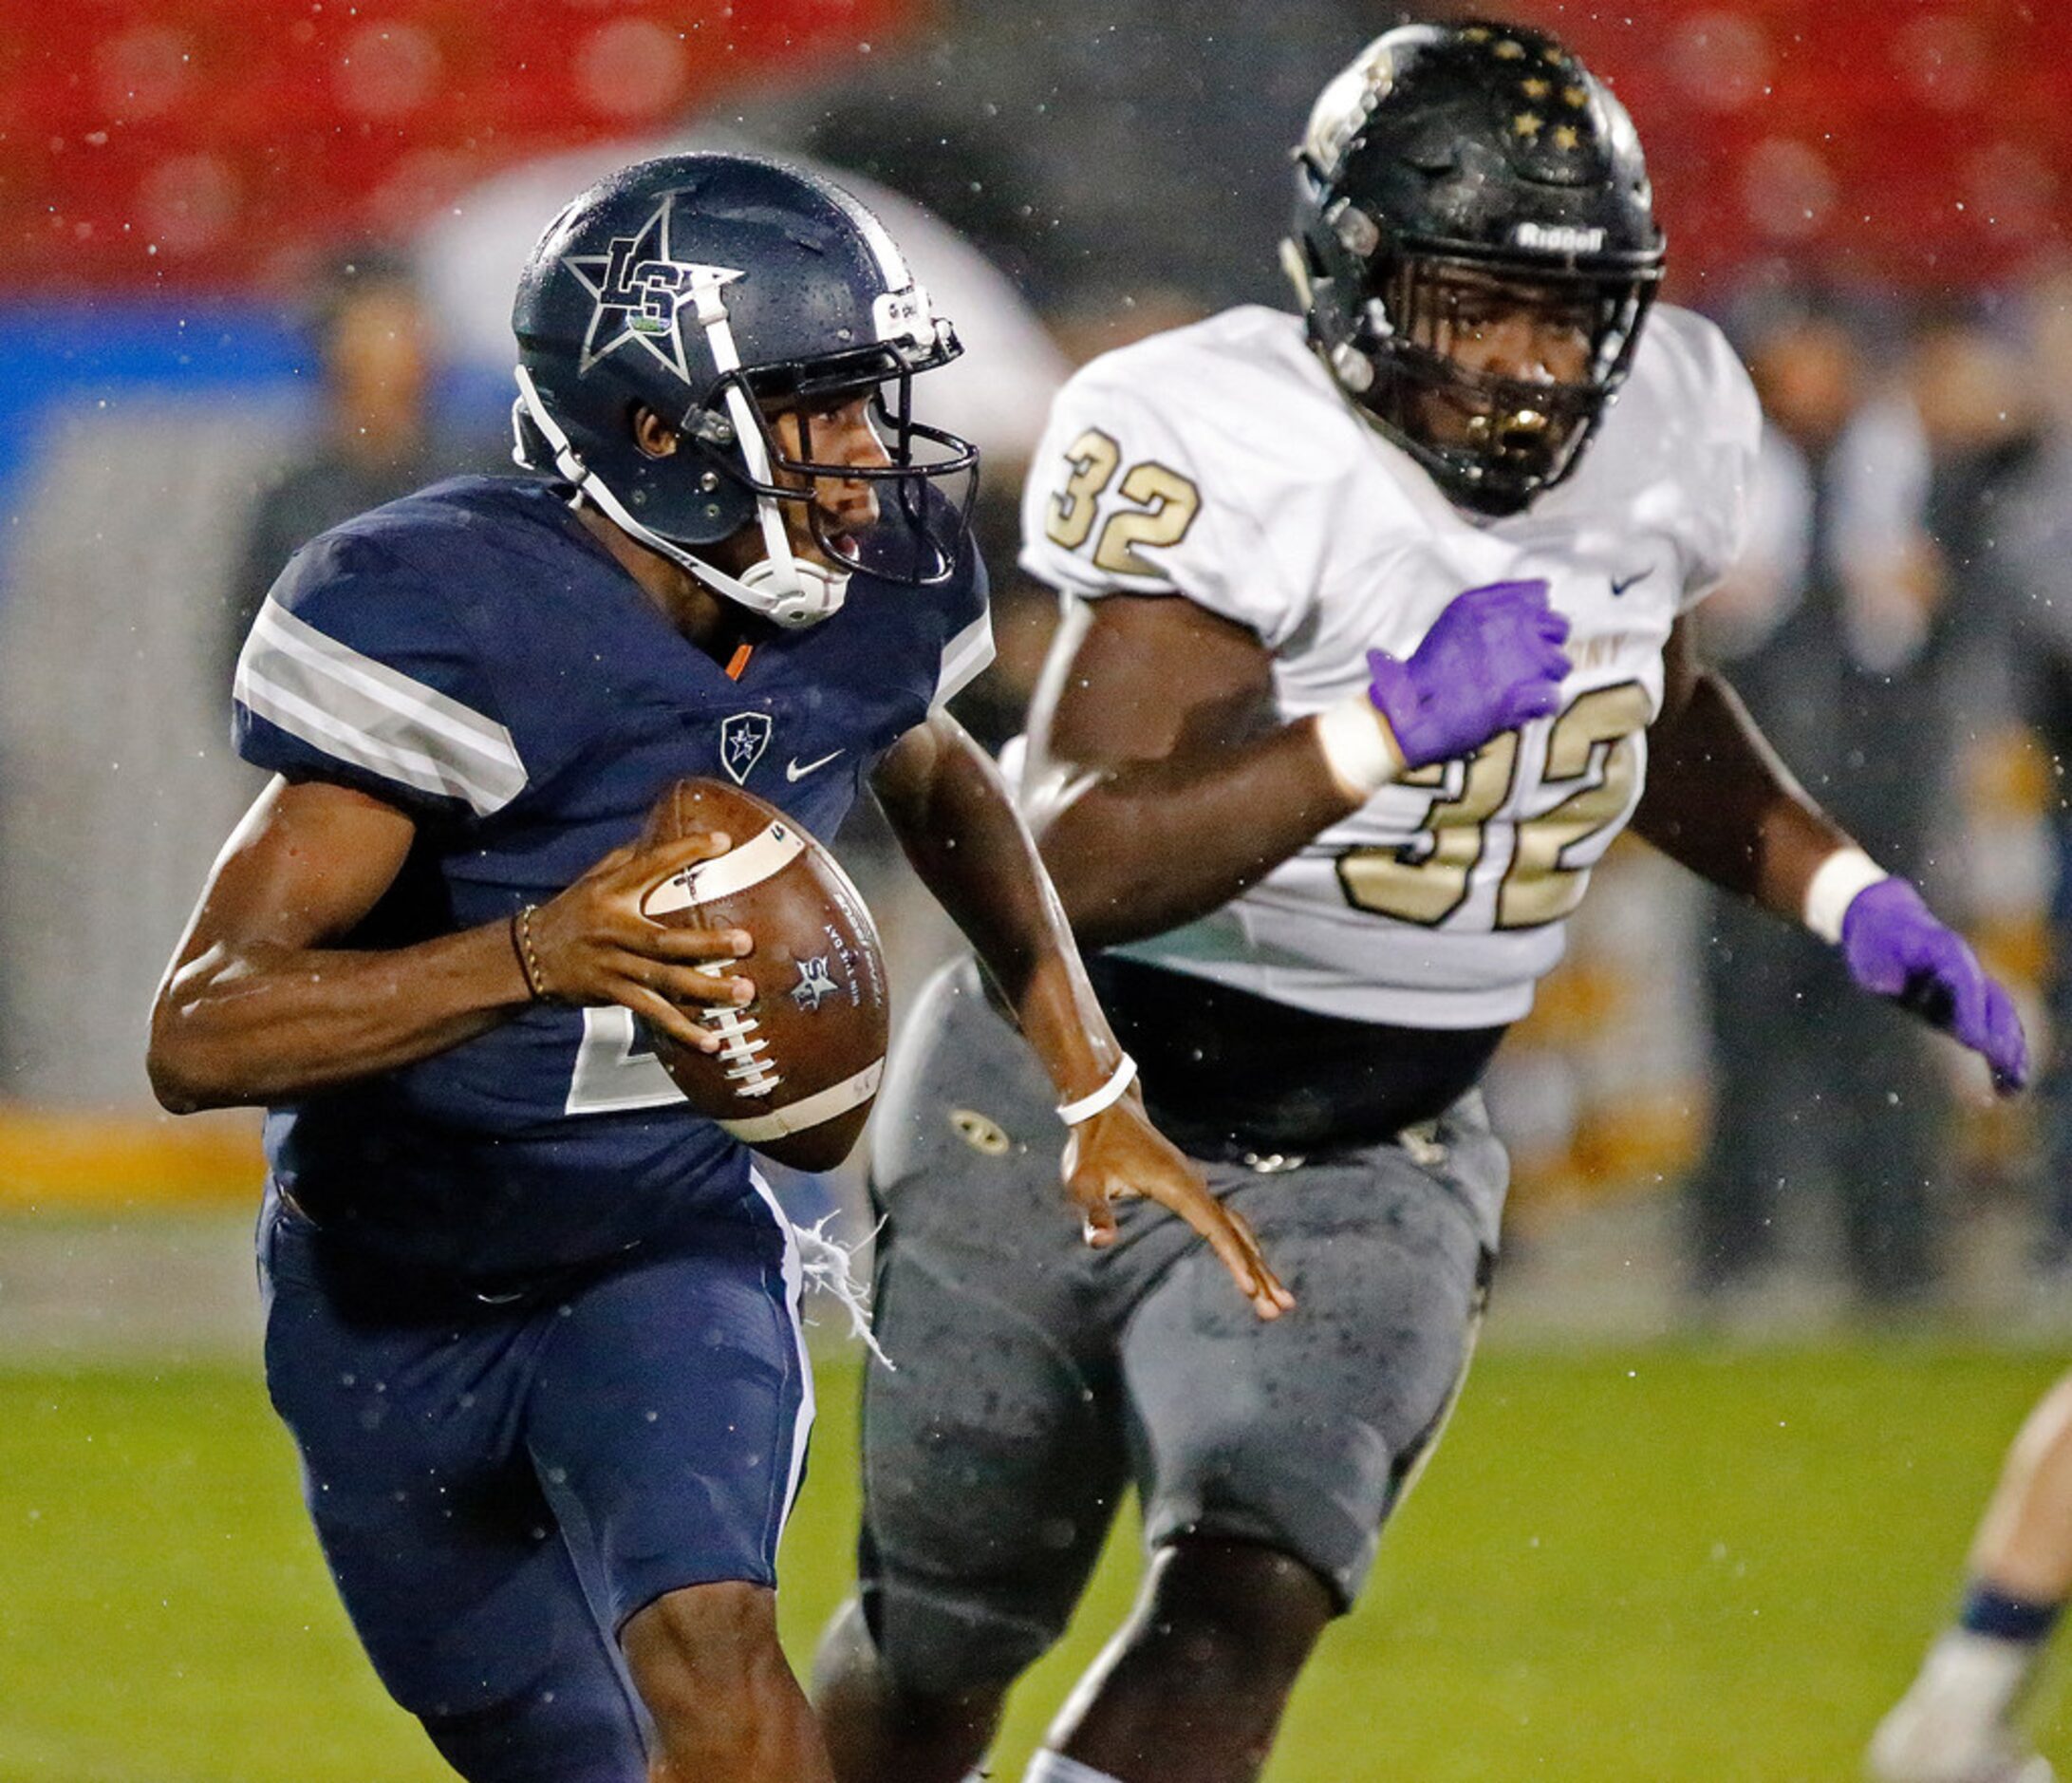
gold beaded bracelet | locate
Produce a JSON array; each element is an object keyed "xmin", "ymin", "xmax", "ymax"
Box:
[{"xmin": 510, "ymin": 905, "xmax": 550, "ymax": 1002}]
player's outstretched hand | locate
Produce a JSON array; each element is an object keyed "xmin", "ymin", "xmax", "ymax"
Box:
[
  {"xmin": 1366, "ymin": 577, "xmax": 1572, "ymax": 768},
  {"xmin": 1063, "ymin": 1097, "xmax": 1294, "ymax": 1321},
  {"xmin": 1840, "ymin": 877, "xmax": 2029, "ymax": 1095},
  {"xmin": 525, "ymin": 832, "xmax": 756, "ymax": 1055}
]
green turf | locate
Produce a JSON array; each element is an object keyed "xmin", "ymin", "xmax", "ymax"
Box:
[{"xmin": 0, "ymin": 1346, "xmax": 2063, "ymax": 1781}]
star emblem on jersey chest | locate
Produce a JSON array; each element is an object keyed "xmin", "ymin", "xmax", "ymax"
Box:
[{"xmin": 719, "ymin": 711, "xmax": 773, "ymax": 784}]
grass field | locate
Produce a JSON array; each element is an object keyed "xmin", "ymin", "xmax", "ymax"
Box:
[{"xmin": 1, "ymin": 1344, "xmax": 2067, "ymax": 1782}]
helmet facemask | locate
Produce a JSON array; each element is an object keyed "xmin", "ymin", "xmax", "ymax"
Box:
[
  {"xmin": 1347, "ymin": 251, "xmax": 1660, "ymax": 516},
  {"xmin": 1285, "ymin": 21, "xmax": 1668, "ymax": 517},
  {"xmin": 690, "ymin": 336, "xmax": 980, "ymax": 591}
]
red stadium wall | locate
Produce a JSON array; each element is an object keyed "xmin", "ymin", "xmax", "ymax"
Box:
[
  {"xmin": 1508, "ymin": 0, "xmax": 2071, "ymax": 295},
  {"xmin": 6, "ymin": 2, "xmax": 2064, "ymax": 299},
  {"xmin": 3, "ymin": 0, "xmax": 915, "ymax": 292}
]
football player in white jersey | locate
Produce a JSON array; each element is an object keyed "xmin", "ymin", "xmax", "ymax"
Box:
[{"xmin": 812, "ymin": 22, "xmax": 2030, "ymax": 1783}]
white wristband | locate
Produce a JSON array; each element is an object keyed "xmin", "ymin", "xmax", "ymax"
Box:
[
  {"xmin": 1803, "ymin": 846, "xmax": 1890, "ymax": 945},
  {"xmin": 1057, "ymin": 1054, "xmax": 1138, "ymax": 1126},
  {"xmin": 1315, "ymin": 696, "xmax": 1403, "ymax": 799}
]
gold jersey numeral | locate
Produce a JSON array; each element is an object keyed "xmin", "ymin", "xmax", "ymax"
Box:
[
  {"xmin": 1090, "ymin": 460, "xmax": 1202, "ymax": 575},
  {"xmin": 1335, "ymin": 735, "xmax": 1521, "ymax": 926},
  {"xmin": 1335, "ymin": 678, "xmax": 1650, "ymax": 931},
  {"xmin": 1043, "ymin": 427, "xmax": 1120, "ymax": 551},
  {"xmin": 1497, "ymin": 680, "xmax": 1652, "ymax": 928},
  {"xmin": 1042, "ymin": 429, "xmax": 1203, "ymax": 573}
]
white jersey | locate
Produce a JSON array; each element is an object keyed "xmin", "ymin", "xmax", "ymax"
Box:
[{"xmin": 1017, "ymin": 303, "xmax": 1762, "ymax": 1029}]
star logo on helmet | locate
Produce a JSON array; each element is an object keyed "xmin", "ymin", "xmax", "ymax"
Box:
[{"xmin": 561, "ymin": 194, "xmax": 745, "ymax": 379}]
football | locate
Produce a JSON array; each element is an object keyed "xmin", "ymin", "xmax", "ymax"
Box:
[{"xmin": 637, "ymin": 778, "xmax": 889, "ymax": 1173}]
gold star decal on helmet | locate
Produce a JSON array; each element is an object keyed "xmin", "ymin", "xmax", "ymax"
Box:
[
  {"xmin": 1513, "ymin": 111, "xmax": 1544, "ymax": 139},
  {"xmin": 1463, "ymin": 24, "xmax": 1491, "ymax": 41},
  {"xmin": 1521, "ymin": 76, "xmax": 1551, "ymax": 100},
  {"xmin": 1564, "ymin": 84, "xmax": 1589, "ymax": 108},
  {"xmin": 1495, "ymin": 38, "xmax": 1526, "ymax": 59},
  {"xmin": 1554, "ymin": 124, "xmax": 1580, "ymax": 150}
]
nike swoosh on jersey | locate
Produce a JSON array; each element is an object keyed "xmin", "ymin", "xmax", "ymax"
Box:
[
  {"xmin": 785, "ymin": 750, "xmax": 845, "ymax": 782},
  {"xmin": 1609, "ymin": 567, "xmax": 1653, "ymax": 596}
]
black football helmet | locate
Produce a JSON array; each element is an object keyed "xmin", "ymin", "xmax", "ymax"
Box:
[
  {"xmin": 1285, "ymin": 20, "xmax": 1664, "ymax": 516},
  {"xmin": 511, "ymin": 153, "xmax": 979, "ymax": 627}
]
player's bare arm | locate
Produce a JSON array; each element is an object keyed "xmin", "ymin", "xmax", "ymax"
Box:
[
  {"xmin": 871, "ymin": 708, "xmax": 1292, "ymax": 1319},
  {"xmin": 1031, "ymin": 580, "xmax": 1570, "ymax": 948},
  {"xmin": 147, "ymin": 775, "xmax": 754, "ymax": 1112},
  {"xmin": 1635, "ymin": 614, "xmax": 2028, "ymax": 1090},
  {"xmin": 1025, "ymin": 594, "xmax": 1354, "ymax": 947},
  {"xmin": 1631, "ymin": 613, "xmax": 1849, "ymax": 909}
]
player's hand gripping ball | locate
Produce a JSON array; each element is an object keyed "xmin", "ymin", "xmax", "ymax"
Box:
[{"xmin": 638, "ymin": 779, "xmax": 890, "ymax": 1172}]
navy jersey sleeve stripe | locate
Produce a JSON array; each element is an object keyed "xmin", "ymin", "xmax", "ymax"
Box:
[
  {"xmin": 234, "ymin": 595, "xmax": 527, "ymax": 816},
  {"xmin": 932, "ymin": 608, "xmax": 995, "ymax": 707}
]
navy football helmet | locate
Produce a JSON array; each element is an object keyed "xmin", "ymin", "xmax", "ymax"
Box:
[
  {"xmin": 511, "ymin": 153, "xmax": 978, "ymax": 627},
  {"xmin": 1285, "ymin": 21, "xmax": 1664, "ymax": 516}
]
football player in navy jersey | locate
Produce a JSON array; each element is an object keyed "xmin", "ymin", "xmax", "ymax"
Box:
[{"xmin": 146, "ymin": 154, "xmax": 1285, "ymax": 1783}]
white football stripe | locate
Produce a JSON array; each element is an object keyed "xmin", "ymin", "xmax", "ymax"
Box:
[
  {"xmin": 639, "ymin": 820, "xmax": 807, "ymax": 917},
  {"xmin": 236, "ymin": 668, "xmax": 498, "ymax": 812},
  {"xmin": 248, "ymin": 600, "xmax": 525, "ymax": 776},
  {"xmin": 819, "ymin": 177, "xmax": 913, "ymax": 293},
  {"xmin": 236, "ymin": 598, "xmax": 527, "ymax": 816},
  {"xmin": 719, "ymin": 1060, "xmax": 883, "ymax": 1144}
]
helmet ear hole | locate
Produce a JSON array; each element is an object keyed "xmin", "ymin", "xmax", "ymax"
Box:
[{"xmin": 629, "ymin": 404, "xmax": 679, "ymax": 460}]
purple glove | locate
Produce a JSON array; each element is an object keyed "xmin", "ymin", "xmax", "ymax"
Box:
[
  {"xmin": 1840, "ymin": 877, "xmax": 2029, "ymax": 1094},
  {"xmin": 1366, "ymin": 579, "xmax": 1572, "ymax": 769}
]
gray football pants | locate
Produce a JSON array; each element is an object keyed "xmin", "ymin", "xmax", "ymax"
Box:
[{"xmin": 855, "ymin": 958, "xmax": 1504, "ymax": 1697}]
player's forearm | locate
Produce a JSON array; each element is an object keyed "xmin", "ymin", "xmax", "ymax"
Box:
[
  {"xmin": 1035, "ymin": 718, "xmax": 1362, "ymax": 949},
  {"xmin": 1631, "ymin": 667, "xmax": 1852, "ymax": 917},
  {"xmin": 146, "ymin": 920, "xmax": 531, "ymax": 1113},
  {"xmin": 875, "ymin": 714, "xmax": 1125, "ymax": 1101}
]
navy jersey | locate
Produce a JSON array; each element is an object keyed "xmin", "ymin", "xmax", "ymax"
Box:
[{"xmin": 233, "ymin": 475, "xmax": 991, "ymax": 1280}]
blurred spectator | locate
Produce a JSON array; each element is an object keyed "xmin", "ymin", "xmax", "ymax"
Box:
[
  {"xmin": 1689, "ymin": 289, "xmax": 2000, "ymax": 1312},
  {"xmin": 224, "ymin": 247, "xmax": 482, "ymax": 685},
  {"xmin": 1986, "ymin": 263, "xmax": 2072, "ymax": 1269}
]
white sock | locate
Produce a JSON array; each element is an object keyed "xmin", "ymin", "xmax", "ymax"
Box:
[
  {"xmin": 1917, "ymin": 1626, "xmax": 2039, "ymax": 1722},
  {"xmin": 1023, "ymin": 1753, "xmax": 1127, "ymax": 1783}
]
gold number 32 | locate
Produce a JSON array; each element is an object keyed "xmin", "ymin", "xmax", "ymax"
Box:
[
  {"xmin": 1335, "ymin": 681, "xmax": 1653, "ymax": 930},
  {"xmin": 1043, "ymin": 427, "xmax": 1204, "ymax": 576}
]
